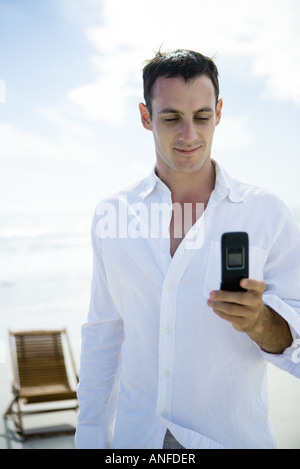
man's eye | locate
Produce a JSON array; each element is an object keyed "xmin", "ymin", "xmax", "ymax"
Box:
[
  {"xmin": 195, "ymin": 117, "xmax": 209, "ymax": 121},
  {"xmin": 165, "ymin": 117, "xmax": 179, "ymax": 122}
]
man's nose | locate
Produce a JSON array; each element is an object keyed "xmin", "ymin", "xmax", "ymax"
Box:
[{"xmin": 178, "ymin": 120, "xmax": 198, "ymax": 144}]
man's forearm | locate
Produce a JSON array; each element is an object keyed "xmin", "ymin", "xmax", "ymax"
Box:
[
  {"xmin": 248, "ymin": 305, "xmax": 293, "ymax": 354},
  {"xmin": 208, "ymin": 279, "xmax": 294, "ymax": 355}
]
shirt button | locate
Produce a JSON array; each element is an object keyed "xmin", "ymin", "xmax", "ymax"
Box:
[
  {"xmin": 165, "ymin": 327, "xmax": 171, "ymax": 334},
  {"xmin": 164, "ymin": 369, "xmax": 170, "ymax": 377},
  {"xmin": 166, "ymin": 284, "xmax": 173, "ymax": 290}
]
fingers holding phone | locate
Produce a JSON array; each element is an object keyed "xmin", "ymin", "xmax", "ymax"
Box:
[{"xmin": 207, "ymin": 281, "xmax": 265, "ymax": 332}]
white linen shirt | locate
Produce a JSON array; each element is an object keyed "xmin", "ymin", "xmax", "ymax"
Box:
[{"xmin": 75, "ymin": 161, "xmax": 300, "ymax": 449}]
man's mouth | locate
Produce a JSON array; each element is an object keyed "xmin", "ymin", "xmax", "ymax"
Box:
[{"xmin": 174, "ymin": 145, "xmax": 202, "ymax": 156}]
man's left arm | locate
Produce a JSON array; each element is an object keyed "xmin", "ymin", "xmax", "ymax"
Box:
[{"xmin": 207, "ymin": 279, "xmax": 293, "ymax": 354}]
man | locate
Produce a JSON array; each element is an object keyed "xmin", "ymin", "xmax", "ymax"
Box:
[{"xmin": 75, "ymin": 49, "xmax": 300, "ymax": 449}]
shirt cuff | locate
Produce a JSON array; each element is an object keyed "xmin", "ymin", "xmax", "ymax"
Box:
[{"xmin": 259, "ymin": 293, "xmax": 300, "ymax": 378}]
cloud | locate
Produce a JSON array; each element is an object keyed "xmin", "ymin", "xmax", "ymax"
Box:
[
  {"xmin": 52, "ymin": 0, "xmax": 103, "ymax": 25},
  {"xmin": 64, "ymin": 0, "xmax": 300, "ymax": 126},
  {"xmin": 213, "ymin": 117, "xmax": 254, "ymax": 156},
  {"xmin": 2, "ymin": 0, "xmax": 298, "ymax": 214},
  {"xmin": 38, "ymin": 107, "xmax": 93, "ymax": 137},
  {"xmin": 68, "ymin": 73, "xmax": 136, "ymax": 126},
  {"xmin": 0, "ymin": 121, "xmax": 93, "ymax": 165},
  {"xmin": 0, "ymin": 120, "xmax": 150, "ymax": 210},
  {"xmin": 248, "ymin": 1, "xmax": 300, "ymax": 104}
]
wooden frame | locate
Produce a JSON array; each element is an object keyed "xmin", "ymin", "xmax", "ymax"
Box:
[{"xmin": 4, "ymin": 329, "xmax": 78, "ymax": 440}]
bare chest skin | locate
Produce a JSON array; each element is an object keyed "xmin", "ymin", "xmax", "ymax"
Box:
[
  {"xmin": 170, "ymin": 224, "xmax": 184, "ymax": 257},
  {"xmin": 169, "ymin": 197, "xmax": 209, "ymax": 257},
  {"xmin": 157, "ymin": 161, "xmax": 216, "ymax": 258}
]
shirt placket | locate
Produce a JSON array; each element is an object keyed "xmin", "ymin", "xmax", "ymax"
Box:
[
  {"xmin": 156, "ymin": 240, "xmax": 193, "ymax": 422},
  {"xmin": 153, "ymin": 186, "xmax": 205, "ymax": 423}
]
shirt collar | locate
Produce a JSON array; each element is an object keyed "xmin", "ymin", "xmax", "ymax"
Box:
[
  {"xmin": 141, "ymin": 160, "xmax": 244, "ymax": 203},
  {"xmin": 140, "ymin": 168, "xmax": 170, "ymax": 200},
  {"xmin": 213, "ymin": 160, "xmax": 244, "ymax": 203}
]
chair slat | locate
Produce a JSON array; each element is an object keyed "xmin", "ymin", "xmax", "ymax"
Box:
[
  {"xmin": 14, "ymin": 332, "xmax": 70, "ymax": 389},
  {"xmin": 4, "ymin": 329, "xmax": 78, "ymax": 438}
]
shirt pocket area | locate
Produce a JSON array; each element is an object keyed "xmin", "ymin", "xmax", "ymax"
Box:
[{"xmin": 202, "ymin": 241, "xmax": 268, "ymax": 298}]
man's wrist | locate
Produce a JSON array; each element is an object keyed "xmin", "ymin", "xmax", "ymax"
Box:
[{"xmin": 248, "ymin": 304, "xmax": 293, "ymax": 354}]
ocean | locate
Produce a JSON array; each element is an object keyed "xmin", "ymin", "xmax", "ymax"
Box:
[{"xmin": 0, "ymin": 210, "xmax": 93, "ymax": 352}]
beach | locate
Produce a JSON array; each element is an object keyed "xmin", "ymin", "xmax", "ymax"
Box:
[{"xmin": 1, "ymin": 209, "xmax": 300, "ymax": 449}]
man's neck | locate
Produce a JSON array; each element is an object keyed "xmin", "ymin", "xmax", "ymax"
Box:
[{"xmin": 155, "ymin": 158, "xmax": 216, "ymax": 207}]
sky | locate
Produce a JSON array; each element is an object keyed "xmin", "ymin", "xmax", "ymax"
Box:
[{"xmin": 0, "ymin": 0, "xmax": 300, "ymax": 216}]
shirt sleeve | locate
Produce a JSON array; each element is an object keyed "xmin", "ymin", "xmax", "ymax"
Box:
[
  {"xmin": 260, "ymin": 201, "xmax": 300, "ymax": 378},
  {"xmin": 75, "ymin": 210, "xmax": 124, "ymax": 449}
]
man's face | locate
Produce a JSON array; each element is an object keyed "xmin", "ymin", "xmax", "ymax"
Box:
[{"xmin": 139, "ymin": 75, "xmax": 222, "ymax": 175}]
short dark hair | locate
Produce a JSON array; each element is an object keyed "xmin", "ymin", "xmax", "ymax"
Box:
[{"xmin": 142, "ymin": 49, "xmax": 220, "ymax": 118}]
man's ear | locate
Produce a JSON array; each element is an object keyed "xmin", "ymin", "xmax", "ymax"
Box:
[
  {"xmin": 215, "ymin": 98, "xmax": 223, "ymax": 126},
  {"xmin": 139, "ymin": 103, "xmax": 152, "ymax": 130}
]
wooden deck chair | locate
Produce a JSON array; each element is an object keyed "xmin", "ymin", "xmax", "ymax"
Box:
[{"xmin": 4, "ymin": 329, "xmax": 78, "ymax": 439}]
